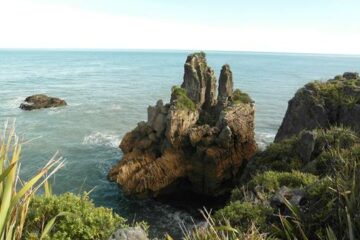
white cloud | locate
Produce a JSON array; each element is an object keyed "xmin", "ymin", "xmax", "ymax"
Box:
[{"xmin": 0, "ymin": 0, "xmax": 359, "ymax": 54}]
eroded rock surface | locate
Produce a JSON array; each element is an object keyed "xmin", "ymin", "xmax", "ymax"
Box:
[
  {"xmin": 20, "ymin": 94, "xmax": 67, "ymax": 110},
  {"xmin": 109, "ymin": 52, "xmax": 257, "ymax": 198},
  {"xmin": 275, "ymin": 72, "xmax": 360, "ymax": 142}
]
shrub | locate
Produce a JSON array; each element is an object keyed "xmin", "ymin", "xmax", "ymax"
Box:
[
  {"xmin": 243, "ymin": 136, "xmax": 302, "ymax": 179},
  {"xmin": 306, "ymin": 79, "xmax": 360, "ymax": 108},
  {"xmin": 316, "ymin": 126, "xmax": 358, "ymax": 151},
  {"xmin": 248, "ymin": 171, "xmax": 318, "ymax": 194},
  {"xmin": 232, "ymin": 89, "xmax": 253, "ymax": 104},
  {"xmin": 171, "ymin": 86, "xmax": 196, "ymax": 111},
  {"xmin": 0, "ymin": 122, "xmax": 63, "ymax": 240},
  {"xmin": 24, "ymin": 193, "xmax": 127, "ymax": 240},
  {"xmin": 214, "ymin": 201, "xmax": 272, "ymax": 232}
]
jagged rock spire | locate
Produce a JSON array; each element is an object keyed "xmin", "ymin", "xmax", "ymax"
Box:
[
  {"xmin": 204, "ymin": 68, "xmax": 217, "ymax": 109},
  {"xmin": 181, "ymin": 52, "xmax": 217, "ymax": 108},
  {"xmin": 218, "ymin": 64, "xmax": 233, "ymax": 102}
]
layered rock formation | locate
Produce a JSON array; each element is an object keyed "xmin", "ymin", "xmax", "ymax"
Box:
[
  {"xmin": 109, "ymin": 52, "xmax": 257, "ymax": 198},
  {"xmin": 275, "ymin": 72, "xmax": 360, "ymax": 142},
  {"xmin": 20, "ymin": 94, "xmax": 67, "ymax": 110}
]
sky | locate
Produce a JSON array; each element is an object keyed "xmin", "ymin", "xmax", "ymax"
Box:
[{"xmin": 0, "ymin": 0, "xmax": 360, "ymax": 54}]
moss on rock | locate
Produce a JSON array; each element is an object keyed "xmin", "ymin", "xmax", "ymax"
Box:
[
  {"xmin": 171, "ymin": 86, "xmax": 196, "ymax": 111},
  {"xmin": 232, "ymin": 89, "xmax": 253, "ymax": 104}
]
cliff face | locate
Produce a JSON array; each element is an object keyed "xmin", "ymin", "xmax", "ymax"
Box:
[
  {"xmin": 109, "ymin": 52, "xmax": 257, "ymax": 198},
  {"xmin": 275, "ymin": 72, "xmax": 360, "ymax": 142}
]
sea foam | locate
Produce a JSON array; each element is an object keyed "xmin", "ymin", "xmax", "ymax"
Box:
[{"xmin": 82, "ymin": 132, "xmax": 121, "ymax": 148}]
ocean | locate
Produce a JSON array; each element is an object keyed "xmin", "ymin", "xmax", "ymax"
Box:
[{"xmin": 1, "ymin": 50, "xmax": 359, "ymax": 237}]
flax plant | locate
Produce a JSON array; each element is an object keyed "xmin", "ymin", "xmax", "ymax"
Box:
[{"xmin": 0, "ymin": 121, "xmax": 64, "ymax": 240}]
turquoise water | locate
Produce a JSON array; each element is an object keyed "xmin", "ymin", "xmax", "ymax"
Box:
[{"xmin": 1, "ymin": 50, "xmax": 360, "ymax": 237}]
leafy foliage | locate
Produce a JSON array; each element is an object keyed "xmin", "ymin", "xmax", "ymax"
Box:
[
  {"xmin": 171, "ymin": 86, "xmax": 196, "ymax": 111},
  {"xmin": 232, "ymin": 89, "xmax": 253, "ymax": 104},
  {"xmin": 305, "ymin": 79, "xmax": 360, "ymax": 109},
  {"xmin": 248, "ymin": 171, "xmax": 318, "ymax": 195},
  {"xmin": 214, "ymin": 202, "xmax": 272, "ymax": 233},
  {"xmin": 24, "ymin": 193, "xmax": 127, "ymax": 240},
  {"xmin": 0, "ymin": 121, "xmax": 63, "ymax": 240}
]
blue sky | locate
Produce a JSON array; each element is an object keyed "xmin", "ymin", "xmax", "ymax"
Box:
[{"xmin": 1, "ymin": 0, "xmax": 360, "ymax": 54}]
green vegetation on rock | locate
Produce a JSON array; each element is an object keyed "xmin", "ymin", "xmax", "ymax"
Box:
[
  {"xmin": 305, "ymin": 78, "xmax": 360, "ymax": 109},
  {"xmin": 214, "ymin": 201, "xmax": 272, "ymax": 233},
  {"xmin": 232, "ymin": 89, "xmax": 253, "ymax": 104},
  {"xmin": 189, "ymin": 51, "xmax": 206, "ymax": 59},
  {"xmin": 248, "ymin": 170, "xmax": 318, "ymax": 194},
  {"xmin": 24, "ymin": 193, "xmax": 127, "ymax": 240},
  {"xmin": 217, "ymin": 126, "xmax": 360, "ymax": 239},
  {"xmin": 171, "ymin": 86, "xmax": 196, "ymax": 111}
]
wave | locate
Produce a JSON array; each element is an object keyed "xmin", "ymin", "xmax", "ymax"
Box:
[
  {"xmin": 110, "ymin": 104, "xmax": 122, "ymax": 110},
  {"xmin": 82, "ymin": 132, "xmax": 121, "ymax": 148},
  {"xmin": 5, "ymin": 96, "xmax": 25, "ymax": 109},
  {"xmin": 255, "ymin": 132, "xmax": 275, "ymax": 150}
]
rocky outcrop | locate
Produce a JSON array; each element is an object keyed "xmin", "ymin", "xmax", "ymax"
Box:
[
  {"xmin": 275, "ymin": 72, "xmax": 360, "ymax": 142},
  {"xmin": 20, "ymin": 94, "xmax": 67, "ymax": 110},
  {"xmin": 109, "ymin": 52, "xmax": 257, "ymax": 198},
  {"xmin": 218, "ymin": 64, "xmax": 233, "ymax": 102}
]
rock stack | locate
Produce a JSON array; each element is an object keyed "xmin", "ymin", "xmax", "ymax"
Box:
[{"xmin": 108, "ymin": 52, "xmax": 257, "ymax": 198}]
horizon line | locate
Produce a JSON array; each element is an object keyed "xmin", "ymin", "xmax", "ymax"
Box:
[{"xmin": 1, "ymin": 48, "xmax": 360, "ymax": 57}]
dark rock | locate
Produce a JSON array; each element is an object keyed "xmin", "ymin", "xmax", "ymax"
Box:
[
  {"xmin": 20, "ymin": 94, "xmax": 67, "ymax": 110},
  {"xmin": 204, "ymin": 68, "xmax": 217, "ymax": 109},
  {"xmin": 343, "ymin": 72, "xmax": 359, "ymax": 80},
  {"xmin": 218, "ymin": 64, "xmax": 233, "ymax": 102},
  {"xmin": 181, "ymin": 53, "xmax": 208, "ymax": 106},
  {"xmin": 271, "ymin": 186, "xmax": 305, "ymax": 210},
  {"xmin": 296, "ymin": 131, "xmax": 316, "ymax": 163}
]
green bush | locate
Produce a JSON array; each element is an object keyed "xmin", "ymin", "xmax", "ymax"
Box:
[
  {"xmin": 316, "ymin": 126, "xmax": 358, "ymax": 150},
  {"xmin": 214, "ymin": 201, "xmax": 272, "ymax": 232},
  {"xmin": 24, "ymin": 193, "xmax": 127, "ymax": 240},
  {"xmin": 306, "ymin": 79, "xmax": 360, "ymax": 108},
  {"xmin": 243, "ymin": 136, "xmax": 302, "ymax": 180},
  {"xmin": 232, "ymin": 89, "xmax": 253, "ymax": 104},
  {"xmin": 171, "ymin": 86, "xmax": 196, "ymax": 111},
  {"xmin": 248, "ymin": 171, "xmax": 318, "ymax": 194}
]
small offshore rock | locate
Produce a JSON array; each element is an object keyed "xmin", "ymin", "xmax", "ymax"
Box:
[
  {"xmin": 108, "ymin": 227, "xmax": 148, "ymax": 240},
  {"xmin": 20, "ymin": 94, "xmax": 67, "ymax": 110}
]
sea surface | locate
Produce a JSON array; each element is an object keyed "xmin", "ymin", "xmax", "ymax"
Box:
[{"xmin": 0, "ymin": 50, "xmax": 359, "ymax": 237}]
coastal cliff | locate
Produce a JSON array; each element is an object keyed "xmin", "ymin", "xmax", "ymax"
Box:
[
  {"xmin": 206, "ymin": 73, "xmax": 360, "ymax": 239},
  {"xmin": 109, "ymin": 52, "xmax": 257, "ymax": 198},
  {"xmin": 275, "ymin": 72, "xmax": 360, "ymax": 142}
]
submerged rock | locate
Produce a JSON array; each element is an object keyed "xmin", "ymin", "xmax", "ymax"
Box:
[
  {"xmin": 20, "ymin": 94, "xmax": 67, "ymax": 110},
  {"xmin": 275, "ymin": 72, "xmax": 360, "ymax": 142},
  {"xmin": 109, "ymin": 52, "xmax": 257, "ymax": 198}
]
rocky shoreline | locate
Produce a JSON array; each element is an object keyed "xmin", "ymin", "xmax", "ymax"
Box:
[
  {"xmin": 11, "ymin": 52, "xmax": 360, "ymax": 239},
  {"xmin": 108, "ymin": 52, "xmax": 360, "ymax": 239}
]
